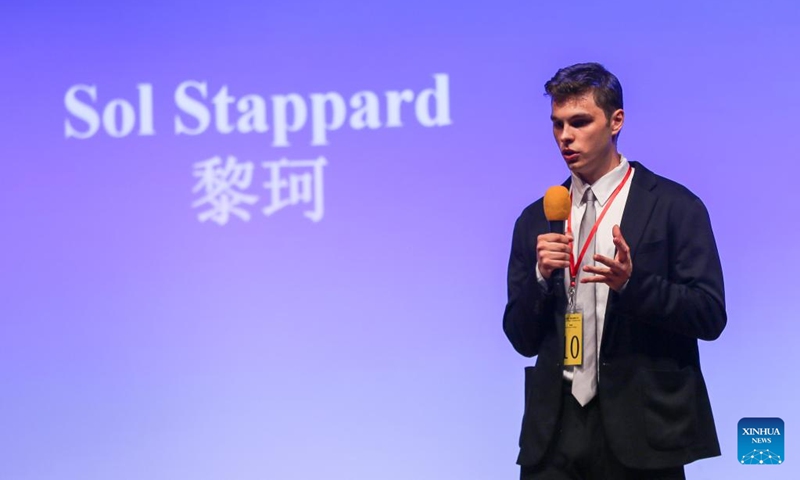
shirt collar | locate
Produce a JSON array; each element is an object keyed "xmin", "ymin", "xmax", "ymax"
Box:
[{"xmin": 571, "ymin": 155, "xmax": 631, "ymax": 207}]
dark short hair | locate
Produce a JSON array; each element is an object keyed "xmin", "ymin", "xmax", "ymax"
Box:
[{"xmin": 544, "ymin": 63, "xmax": 623, "ymax": 120}]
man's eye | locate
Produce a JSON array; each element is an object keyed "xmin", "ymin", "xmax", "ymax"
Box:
[{"xmin": 571, "ymin": 120, "xmax": 589, "ymax": 127}]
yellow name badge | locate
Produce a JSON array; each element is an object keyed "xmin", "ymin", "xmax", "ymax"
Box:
[{"xmin": 564, "ymin": 312, "xmax": 583, "ymax": 366}]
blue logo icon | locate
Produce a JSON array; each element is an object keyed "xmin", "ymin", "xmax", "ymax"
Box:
[{"xmin": 738, "ymin": 417, "xmax": 784, "ymax": 465}]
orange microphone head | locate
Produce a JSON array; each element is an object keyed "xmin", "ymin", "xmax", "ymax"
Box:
[{"xmin": 543, "ymin": 186, "xmax": 570, "ymax": 221}]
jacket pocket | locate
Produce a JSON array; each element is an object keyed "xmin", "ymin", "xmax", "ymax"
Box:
[{"xmin": 640, "ymin": 367, "xmax": 698, "ymax": 450}]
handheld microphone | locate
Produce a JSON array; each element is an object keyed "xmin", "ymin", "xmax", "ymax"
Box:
[{"xmin": 543, "ymin": 186, "xmax": 571, "ymax": 285}]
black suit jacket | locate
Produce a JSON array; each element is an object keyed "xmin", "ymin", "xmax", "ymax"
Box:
[{"xmin": 503, "ymin": 162, "xmax": 726, "ymax": 469}]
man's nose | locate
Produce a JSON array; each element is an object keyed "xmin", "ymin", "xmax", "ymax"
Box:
[{"xmin": 559, "ymin": 125, "xmax": 574, "ymax": 143}]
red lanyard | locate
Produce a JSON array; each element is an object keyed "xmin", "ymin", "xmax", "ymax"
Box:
[{"xmin": 567, "ymin": 166, "xmax": 633, "ymax": 287}]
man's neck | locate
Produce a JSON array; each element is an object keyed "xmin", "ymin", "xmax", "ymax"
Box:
[{"xmin": 579, "ymin": 152, "xmax": 622, "ymax": 185}]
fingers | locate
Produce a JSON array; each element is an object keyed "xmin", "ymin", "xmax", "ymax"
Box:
[
  {"xmin": 591, "ymin": 254, "xmax": 619, "ymax": 270},
  {"xmin": 536, "ymin": 233, "xmax": 572, "ymax": 254},
  {"xmin": 536, "ymin": 232, "xmax": 573, "ymax": 279},
  {"xmin": 580, "ymin": 274, "xmax": 611, "ymax": 284},
  {"xmin": 538, "ymin": 232, "xmax": 573, "ymax": 244},
  {"xmin": 612, "ymin": 224, "xmax": 630, "ymax": 264},
  {"xmin": 581, "ymin": 249, "xmax": 631, "ymax": 292},
  {"xmin": 579, "ymin": 264, "xmax": 620, "ymax": 288},
  {"xmin": 583, "ymin": 263, "xmax": 616, "ymax": 275}
]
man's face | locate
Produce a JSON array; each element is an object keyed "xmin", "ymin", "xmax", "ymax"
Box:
[{"xmin": 550, "ymin": 91, "xmax": 623, "ymax": 183}]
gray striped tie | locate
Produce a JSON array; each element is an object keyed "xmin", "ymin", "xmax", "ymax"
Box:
[{"xmin": 572, "ymin": 187, "xmax": 598, "ymax": 406}]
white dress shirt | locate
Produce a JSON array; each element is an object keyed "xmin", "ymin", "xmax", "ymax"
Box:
[{"xmin": 537, "ymin": 156, "xmax": 635, "ymax": 379}]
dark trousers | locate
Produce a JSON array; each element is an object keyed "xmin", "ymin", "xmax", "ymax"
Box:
[{"xmin": 521, "ymin": 384, "xmax": 686, "ymax": 480}]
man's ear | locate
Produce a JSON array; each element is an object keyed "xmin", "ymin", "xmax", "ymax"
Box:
[{"xmin": 610, "ymin": 108, "xmax": 624, "ymax": 137}]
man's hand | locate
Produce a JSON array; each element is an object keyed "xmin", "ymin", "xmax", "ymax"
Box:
[
  {"xmin": 537, "ymin": 232, "xmax": 573, "ymax": 279},
  {"xmin": 581, "ymin": 224, "xmax": 632, "ymax": 292}
]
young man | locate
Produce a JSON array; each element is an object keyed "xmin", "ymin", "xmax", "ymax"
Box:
[{"xmin": 503, "ymin": 63, "xmax": 726, "ymax": 479}]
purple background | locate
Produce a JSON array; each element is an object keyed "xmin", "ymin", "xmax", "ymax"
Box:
[{"xmin": 2, "ymin": 1, "xmax": 797, "ymax": 478}]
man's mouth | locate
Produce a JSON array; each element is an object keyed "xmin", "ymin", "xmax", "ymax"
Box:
[{"xmin": 562, "ymin": 149, "xmax": 579, "ymax": 161}]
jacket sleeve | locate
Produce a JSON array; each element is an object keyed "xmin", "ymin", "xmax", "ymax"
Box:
[
  {"xmin": 502, "ymin": 213, "xmax": 557, "ymax": 357},
  {"xmin": 616, "ymin": 196, "xmax": 727, "ymax": 341}
]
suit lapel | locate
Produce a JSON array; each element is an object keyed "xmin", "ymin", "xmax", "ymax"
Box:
[
  {"xmin": 619, "ymin": 162, "xmax": 658, "ymax": 260},
  {"xmin": 601, "ymin": 162, "xmax": 658, "ymax": 352}
]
